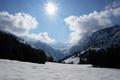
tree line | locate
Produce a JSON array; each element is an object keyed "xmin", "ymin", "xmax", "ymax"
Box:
[
  {"xmin": 89, "ymin": 45, "xmax": 120, "ymax": 68},
  {"xmin": 0, "ymin": 31, "xmax": 47, "ymax": 64},
  {"xmin": 77, "ymin": 45, "xmax": 120, "ymax": 68}
]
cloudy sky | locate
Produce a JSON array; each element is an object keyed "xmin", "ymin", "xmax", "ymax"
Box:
[{"xmin": 0, "ymin": 0, "xmax": 120, "ymax": 45}]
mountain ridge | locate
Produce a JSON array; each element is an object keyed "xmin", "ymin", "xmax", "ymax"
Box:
[
  {"xmin": 0, "ymin": 30, "xmax": 47, "ymax": 64},
  {"xmin": 61, "ymin": 25, "xmax": 120, "ymax": 62}
]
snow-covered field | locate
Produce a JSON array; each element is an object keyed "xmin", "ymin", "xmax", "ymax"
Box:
[{"xmin": 0, "ymin": 59, "xmax": 120, "ymax": 80}]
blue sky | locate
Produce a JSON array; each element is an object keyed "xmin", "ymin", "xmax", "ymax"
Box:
[{"xmin": 0, "ymin": 0, "xmax": 120, "ymax": 45}]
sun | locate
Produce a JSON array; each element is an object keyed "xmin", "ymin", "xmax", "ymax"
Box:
[{"xmin": 44, "ymin": 2, "xmax": 58, "ymax": 16}]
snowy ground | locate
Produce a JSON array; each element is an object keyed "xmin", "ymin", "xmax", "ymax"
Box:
[{"xmin": 0, "ymin": 59, "xmax": 120, "ymax": 80}]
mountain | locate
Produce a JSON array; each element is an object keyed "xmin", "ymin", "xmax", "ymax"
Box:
[
  {"xmin": 28, "ymin": 41, "xmax": 65, "ymax": 62},
  {"xmin": 87, "ymin": 25, "xmax": 120, "ymax": 48},
  {"xmin": 51, "ymin": 42, "xmax": 71, "ymax": 56},
  {"xmin": 0, "ymin": 31, "xmax": 47, "ymax": 64},
  {"xmin": 62, "ymin": 25, "xmax": 120, "ymax": 63},
  {"xmin": 0, "ymin": 30, "xmax": 65, "ymax": 62},
  {"xmin": 51, "ymin": 42, "xmax": 68, "ymax": 49},
  {"xmin": 69, "ymin": 25, "xmax": 120, "ymax": 54}
]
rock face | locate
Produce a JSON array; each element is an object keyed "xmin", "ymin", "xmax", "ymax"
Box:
[
  {"xmin": 0, "ymin": 31, "xmax": 47, "ymax": 64},
  {"xmin": 87, "ymin": 25, "xmax": 120, "ymax": 48},
  {"xmin": 69, "ymin": 25, "xmax": 120, "ymax": 54},
  {"xmin": 62, "ymin": 25, "xmax": 120, "ymax": 64}
]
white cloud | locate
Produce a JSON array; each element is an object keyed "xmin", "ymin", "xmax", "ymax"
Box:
[
  {"xmin": 0, "ymin": 11, "xmax": 55, "ymax": 44},
  {"xmin": 0, "ymin": 11, "xmax": 38, "ymax": 35},
  {"xmin": 26, "ymin": 32, "xmax": 55, "ymax": 44},
  {"xmin": 64, "ymin": 7, "xmax": 120, "ymax": 45}
]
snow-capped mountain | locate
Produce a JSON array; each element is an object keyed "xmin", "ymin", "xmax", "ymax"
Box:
[
  {"xmin": 61, "ymin": 25, "xmax": 120, "ymax": 63},
  {"xmin": 69, "ymin": 25, "xmax": 120, "ymax": 54},
  {"xmin": 0, "ymin": 30, "xmax": 65, "ymax": 62},
  {"xmin": 88, "ymin": 25, "xmax": 120, "ymax": 48},
  {"xmin": 50, "ymin": 42, "xmax": 71, "ymax": 55},
  {"xmin": 51, "ymin": 42, "xmax": 69, "ymax": 49},
  {"xmin": 27, "ymin": 41, "xmax": 65, "ymax": 62}
]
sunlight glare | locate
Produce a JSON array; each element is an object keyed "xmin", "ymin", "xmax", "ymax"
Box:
[{"xmin": 44, "ymin": 2, "xmax": 58, "ymax": 16}]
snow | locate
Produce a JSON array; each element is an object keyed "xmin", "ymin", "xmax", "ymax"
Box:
[
  {"xmin": 0, "ymin": 59, "xmax": 120, "ymax": 80},
  {"xmin": 64, "ymin": 57, "xmax": 80, "ymax": 64}
]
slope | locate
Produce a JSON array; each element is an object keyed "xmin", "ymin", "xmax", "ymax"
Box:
[
  {"xmin": 0, "ymin": 31, "xmax": 47, "ymax": 64},
  {"xmin": 0, "ymin": 59, "xmax": 120, "ymax": 80}
]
